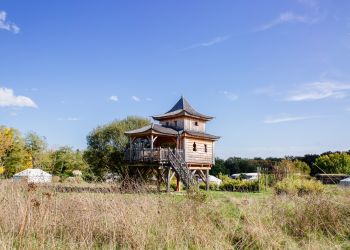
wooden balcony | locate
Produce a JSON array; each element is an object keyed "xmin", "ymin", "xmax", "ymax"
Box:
[{"xmin": 125, "ymin": 147, "xmax": 184, "ymax": 164}]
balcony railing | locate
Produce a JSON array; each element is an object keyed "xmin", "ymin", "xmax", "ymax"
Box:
[{"xmin": 125, "ymin": 147, "xmax": 184, "ymax": 163}]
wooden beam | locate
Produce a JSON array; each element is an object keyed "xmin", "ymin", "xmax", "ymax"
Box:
[{"xmin": 206, "ymin": 169, "xmax": 209, "ymax": 191}]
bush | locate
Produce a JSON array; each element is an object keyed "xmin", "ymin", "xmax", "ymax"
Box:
[
  {"xmin": 219, "ymin": 178, "xmax": 259, "ymax": 192},
  {"xmin": 274, "ymin": 177, "xmax": 324, "ymax": 196},
  {"xmin": 170, "ymin": 179, "xmax": 184, "ymax": 191},
  {"xmin": 198, "ymin": 182, "xmax": 218, "ymax": 191}
]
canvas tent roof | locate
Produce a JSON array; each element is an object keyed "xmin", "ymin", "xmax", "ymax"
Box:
[
  {"xmin": 13, "ymin": 168, "xmax": 52, "ymax": 177},
  {"xmin": 339, "ymin": 177, "xmax": 350, "ymax": 187}
]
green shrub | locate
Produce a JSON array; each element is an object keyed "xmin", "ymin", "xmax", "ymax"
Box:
[
  {"xmin": 274, "ymin": 177, "xmax": 324, "ymax": 195},
  {"xmin": 170, "ymin": 179, "xmax": 184, "ymax": 191},
  {"xmin": 198, "ymin": 182, "xmax": 218, "ymax": 191},
  {"xmin": 219, "ymin": 179, "xmax": 259, "ymax": 192}
]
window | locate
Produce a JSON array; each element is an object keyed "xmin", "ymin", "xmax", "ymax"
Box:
[
  {"xmin": 193, "ymin": 142, "xmax": 197, "ymax": 151},
  {"xmin": 166, "ymin": 122, "xmax": 169, "ymax": 126},
  {"xmin": 194, "ymin": 121, "xmax": 198, "ymax": 126},
  {"xmin": 204, "ymin": 144, "xmax": 207, "ymax": 153},
  {"xmin": 174, "ymin": 121, "xmax": 177, "ymax": 127}
]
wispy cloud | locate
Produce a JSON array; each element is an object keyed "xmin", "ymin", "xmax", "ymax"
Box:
[
  {"xmin": 222, "ymin": 91, "xmax": 239, "ymax": 101},
  {"xmin": 286, "ymin": 82, "xmax": 350, "ymax": 101},
  {"xmin": 255, "ymin": 11, "xmax": 316, "ymax": 32},
  {"xmin": 264, "ymin": 114, "xmax": 316, "ymax": 124},
  {"xmin": 296, "ymin": 0, "xmax": 320, "ymax": 10},
  {"xmin": 109, "ymin": 96, "xmax": 118, "ymax": 102},
  {"xmin": 131, "ymin": 96, "xmax": 141, "ymax": 102},
  {"xmin": 146, "ymin": 97, "xmax": 152, "ymax": 101},
  {"xmin": 181, "ymin": 36, "xmax": 230, "ymax": 51},
  {"xmin": 0, "ymin": 88, "xmax": 37, "ymax": 108},
  {"xmin": 57, "ymin": 117, "xmax": 80, "ymax": 121},
  {"xmin": 0, "ymin": 10, "xmax": 20, "ymax": 34}
]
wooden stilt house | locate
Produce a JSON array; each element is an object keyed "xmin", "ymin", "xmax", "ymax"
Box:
[{"xmin": 124, "ymin": 96, "xmax": 220, "ymax": 191}]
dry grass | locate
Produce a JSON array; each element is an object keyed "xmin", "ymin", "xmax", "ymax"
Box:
[{"xmin": 0, "ymin": 180, "xmax": 349, "ymax": 249}]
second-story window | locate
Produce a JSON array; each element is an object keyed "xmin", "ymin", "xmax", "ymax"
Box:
[
  {"xmin": 166, "ymin": 122, "xmax": 169, "ymax": 126},
  {"xmin": 174, "ymin": 121, "xmax": 177, "ymax": 127},
  {"xmin": 193, "ymin": 142, "xmax": 197, "ymax": 151},
  {"xmin": 194, "ymin": 121, "xmax": 198, "ymax": 126},
  {"xmin": 204, "ymin": 144, "xmax": 207, "ymax": 153}
]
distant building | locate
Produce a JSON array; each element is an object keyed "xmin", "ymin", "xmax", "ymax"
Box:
[
  {"xmin": 125, "ymin": 96, "xmax": 220, "ymax": 191},
  {"xmin": 13, "ymin": 168, "xmax": 52, "ymax": 183}
]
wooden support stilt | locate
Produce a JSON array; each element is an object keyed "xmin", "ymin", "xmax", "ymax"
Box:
[
  {"xmin": 166, "ymin": 167, "xmax": 171, "ymax": 193},
  {"xmin": 176, "ymin": 174, "xmax": 180, "ymax": 192},
  {"xmin": 206, "ymin": 169, "xmax": 209, "ymax": 191},
  {"xmin": 157, "ymin": 168, "xmax": 161, "ymax": 192}
]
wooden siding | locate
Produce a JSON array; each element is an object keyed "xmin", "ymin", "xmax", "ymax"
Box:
[
  {"xmin": 184, "ymin": 118, "xmax": 205, "ymax": 132},
  {"xmin": 160, "ymin": 117, "xmax": 206, "ymax": 133},
  {"xmin": 160, "ymin": 118, "xmax": 184, "ymax": 130},
  {"xmin": 183, "ymin": 138, "xmax": 213, "ymax": 164}
]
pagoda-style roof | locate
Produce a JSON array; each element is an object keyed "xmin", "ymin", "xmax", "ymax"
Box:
[
  {"xmin": 152, "ymin": 96, "xmax": 213, "ymax": 121},
  {"xmin": 181, "ymin": 130, "xmax": 220, "ymax": 140},
  {"xmin": 125, "ymin": 123, "xmax": 220, "ymax": 141},
  {"xmin": 125, "ymin": 123, "xmax": 179, "ymax": 137}
]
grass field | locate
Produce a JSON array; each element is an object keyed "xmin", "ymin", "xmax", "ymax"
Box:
[{"xmin": 0, "ymin": 180, "xmax": 349, "ymax": 249}]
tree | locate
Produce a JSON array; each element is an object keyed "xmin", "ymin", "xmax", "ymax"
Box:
[
  {"xmin": 49, "ymin": 147, "xmax": 88, "ymax": 176},
  {"xmin": 1, "ymin": 128, "xmax": 32, "ymax": 177},
  {"xmin": 25, "ymin": 132, "xmax": 47, "ymax": 168},
  {"xmin": 313, "ymin": 153, "xmax": 350, "ymax": 174},
  {"xmin": 84, "ymin": 116, "xmax": 150, "ymax": 179},
  {"xmin": 210, "ymin": 157, "xmax": 228, "ymax": 176},
  {"xmin": 0, "ymin": 126, "xmax": 13, "ymax": 168}
]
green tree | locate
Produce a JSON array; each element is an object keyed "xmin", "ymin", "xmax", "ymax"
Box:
[
  {"xmin": 313, "ymin": 153, "xmax": 350, "ymax": 174},
  {"xmin": 24, "ymin": 132, "xmax": 48, "ymax": 168},
  {"xmin": 210, "ymin": 157, "xmax": 228, "ymax": 176},
  {"xmin": 1, "ymin": 128, "xmax": 32, "ymax": 177},
  {"xmin": 49, "ymin": 147, "xmax": 88, "ymax": 176},
  {"xmin": 84, "ymin": 116, "xmax": 150, "ymax": 179}
]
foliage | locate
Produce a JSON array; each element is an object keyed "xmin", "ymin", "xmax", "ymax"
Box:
[
  {"xmin": 219, "ymin": 177, "xmax": 259, "ymax": 192},
  {"xmin": 210, "ymin": 157, "xmax": 228, "ymax": 176},
  {"xmin": 274, "ymin": 177, "xmax": 324, "ymax": 196},
  {"xmin": 313, "ymin": 152, "xmax": 350, "ymax": 174},
  {"xmin": 24, "ymin": 132, "xmax": 47, "ymax": 168},
  {"xmin": 0, "ymin": 127, "xmax": 32, "ymax": 177},
  {"xmin": 47, "ymin": 147, "xmax": 89, "ymax": 177},
  {"xmin": 198, "ymin": 182, "xmax": 218, "ymax": 191},
  {"xmin": 84, "ymin": 116, "xmax": 150, "ymax": 179}
]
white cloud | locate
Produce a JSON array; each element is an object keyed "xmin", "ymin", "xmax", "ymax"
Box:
[
  {"xmin": 222, "ymin": 91, "xmax": 238, "ymax": 101},
  {"xmin": 109, "ymin": 96, "xmax": 118, "ymax": 102},
  {"xmin": 264, "ymin": 114, "xmax": 315, "ymax": 124},
  {"xmin": 181, "ymin": 36, "xmax": 230, "ymax": 50},
  {"xmin": 0, "ymin": 10, "xmax": 20, "ymax": 34},
  {"xmin": 131, "ymin": 96, "xmax": 141, "ymax": 102},
  {"xmin": 286, "ymin": 82, "xmax": 350, "ymax": 101},
  {"xmin": 0, "ymin": 88, "xmax": 37, "ymax": 108},
  {"xmin": 255, "ymin": 12, "xmax": 315, "ymax": 31}
]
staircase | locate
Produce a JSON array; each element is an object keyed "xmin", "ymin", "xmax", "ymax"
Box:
[{"xmin": 168, "ymin": 149, "xmax": 194, "ymax": 189}]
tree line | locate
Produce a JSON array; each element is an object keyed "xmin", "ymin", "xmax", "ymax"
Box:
[
  {"xmin": 211, "ymin": 151, "xmax": 350, "ymax": 177},
  {"xmin": 1, "ymin": 116, "xmax": 350, "ymax": 181}
]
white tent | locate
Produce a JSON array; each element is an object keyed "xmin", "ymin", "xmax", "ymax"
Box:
[
  {"xmin": 339, "ymin": 177, "xmax": 350, "ymax": 187},
  {"xmin": 198, "ymin": 175, "xmax": 222, "ymax": 186},
  {"xmin": 13, "ymin": 168, "xmax": 52, "ymax": 183}
]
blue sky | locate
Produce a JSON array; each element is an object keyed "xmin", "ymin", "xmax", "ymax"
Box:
[{"xmin": 1, "ymin": 0, "xmax": 350, "ymax": 158}]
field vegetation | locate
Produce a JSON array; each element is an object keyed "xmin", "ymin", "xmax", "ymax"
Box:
[{"xmin": 0, "ymin": 180, "xmax": 349, "ymax": 250}]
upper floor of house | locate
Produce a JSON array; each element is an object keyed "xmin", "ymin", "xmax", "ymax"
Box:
[{"xmin": 151, "ymin": 96, "xmax": 213, "ymax": 133}]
